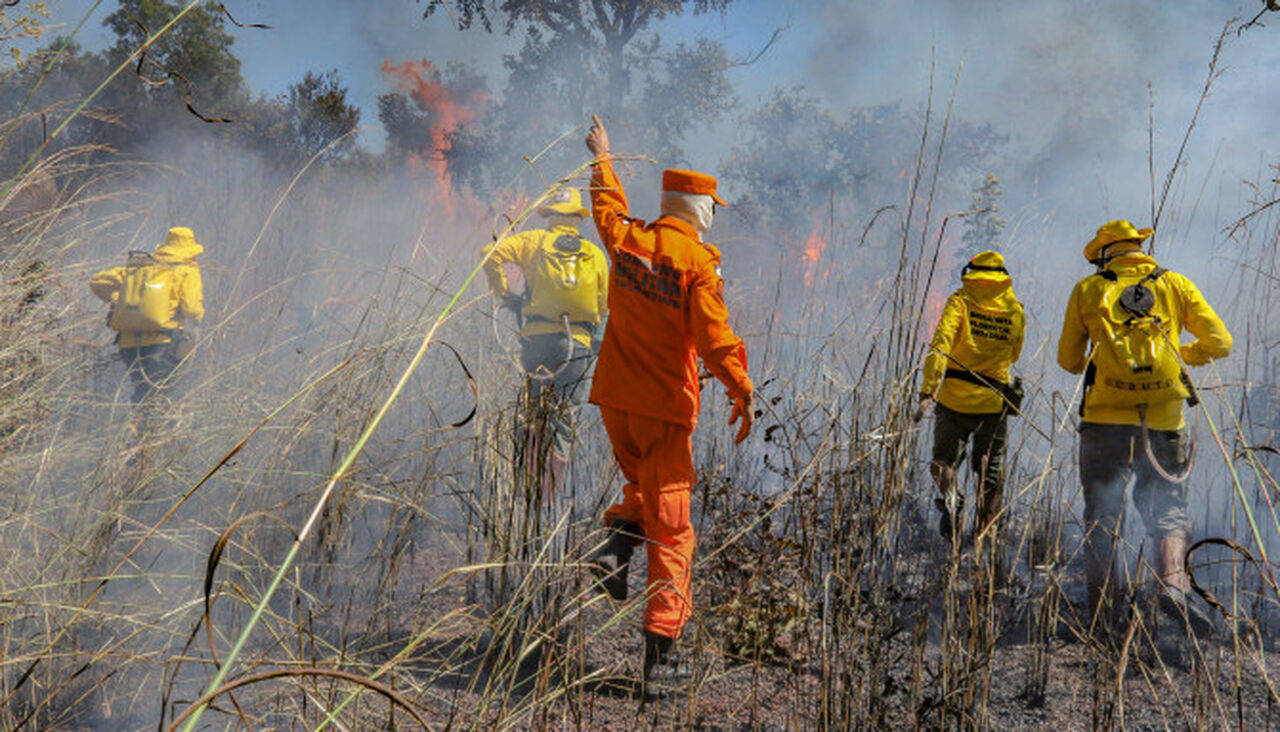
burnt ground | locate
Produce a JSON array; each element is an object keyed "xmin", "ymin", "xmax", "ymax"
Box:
[{"xmin": 362, "ymin": 540, "xmax": 1280, "ymax": 731}]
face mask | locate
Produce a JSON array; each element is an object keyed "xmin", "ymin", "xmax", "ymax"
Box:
[{"xmin": 661, "ymin": 191, "xmax": 715, "ymax": 235}]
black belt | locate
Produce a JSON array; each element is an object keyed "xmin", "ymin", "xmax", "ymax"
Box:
[
  {"xmin": 524, "ymin": 314, "xmax": 595, "ymax": 330},
  {"xmin": 944, "ymin": 368, "xmax": 1006, "ymax": 389},
  {"xmin": 943, "ymin": 367, "xmax": 1023, "ymax": 414}
]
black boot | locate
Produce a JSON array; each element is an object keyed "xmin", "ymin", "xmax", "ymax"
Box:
[
  {"xmin": 642, "ymin": 630, "xmax": 691, "ymax": 703},
  {"xmin": 1158, "ymin": 586, "xmax": 1214, "ymax": 638},
  {"xmin": 589, "ymin": 521, "xmax": 641, "ymax": 600},
  {"xmin": 935, "ymin": 493, "xmax": 963, "ymax": 543}
]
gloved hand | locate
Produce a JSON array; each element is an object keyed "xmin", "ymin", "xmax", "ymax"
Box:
[{"xmin": 729, "ymin": 391, "xmax": 755, "ymax": 445}]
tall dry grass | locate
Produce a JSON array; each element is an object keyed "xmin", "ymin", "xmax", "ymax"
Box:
[{"xmin": 3, "ymin": 24, "xmax": 1280, "ymax": 732}]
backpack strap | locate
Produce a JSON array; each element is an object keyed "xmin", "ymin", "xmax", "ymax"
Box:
[
  {"xmin": 1079, "ymin": 362, "xmax": 1096, "ymax": 417},
  {"xmin": 1094, "ymin": 266, "xmax": 1166, "ymax": 283},
  {"xmin": 1079, "ymin": 265, "xmax": 1192, "ymax": 416}
]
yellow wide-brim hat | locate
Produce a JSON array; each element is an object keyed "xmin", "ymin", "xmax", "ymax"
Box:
[
  {"xmin": 1084, "ymin": 219, "xmax": 1152, "ymax": 261},
  {"xmin": 538, "ymin": 187, "xmax": 589, "ymax": 218}
]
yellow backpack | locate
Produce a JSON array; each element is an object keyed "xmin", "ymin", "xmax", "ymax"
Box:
[
  {"xmin": 1087, "ymin": 267, "xmax": 1189, "ymax": 409},
  {"xmin": 107, "ymin": 252, "xmax": 177, "ymax": 333},
  {"xmin": 526, "ymin": 234, "xmax": 602, "ymax": 325}
]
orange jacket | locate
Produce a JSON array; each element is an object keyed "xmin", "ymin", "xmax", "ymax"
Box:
[{"xmin": 588, "ymin": 158, "xmax": 752, "ymax": 427}]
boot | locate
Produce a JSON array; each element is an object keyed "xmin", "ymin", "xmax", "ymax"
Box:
[
  {"xmin": 642, "ymin": 630, "xmax": 691, "ymax": 703},
  {"xmin": 934, "ymin": 492, "xmax": 963, "ymax": 543},
  {"xmin": 1157, "ymin": 530, "xmax": 1213, "ymax": 637},
  {"xmin": 588, "ymin": 521, "xmax": 641, "ymax": 600},
  {"xmin": 1084, "ymin": 534, "xmax": 1120, "ymax": 642},
  {"xmin": 930, "ymin": 462, "xmax": 962, "ymax": 543}
]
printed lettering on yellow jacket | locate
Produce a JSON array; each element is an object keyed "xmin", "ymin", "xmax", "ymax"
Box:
[
  {"xmin": 1057, "ymin": 252, "xmax": 1232, "ymax": 430},
  {"xmin": 921, "ymin": 252, "xmax": 1025, "ymax": 414},
  {"xmin": 482, "ymin": 223, "xmax": 609, "ymax": 347}
]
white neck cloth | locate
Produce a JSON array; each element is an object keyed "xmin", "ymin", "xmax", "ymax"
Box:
[{"xmin": 661, "ymin": 191, "xmax": 715, "ymax": 236}]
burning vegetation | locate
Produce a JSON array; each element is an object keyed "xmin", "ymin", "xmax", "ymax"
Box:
[{"xmin": 1, "ymin": 1, "xmax": 1280, "ymax": 730}]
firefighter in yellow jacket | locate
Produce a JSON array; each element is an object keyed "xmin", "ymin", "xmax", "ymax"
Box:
[
  {"xmin": 483, "ymin": 187, "xmax": 608, "ymax": 493},
  {"xmin": 1058, "ymin": 220, "xmax": 1231, "ymax": 635},
  {"xmin": 90, "ymin": 226, "xmax": 204, "ymax": 403},
  {"xmin": 918, "ymin": 250, "xmax": 1024, "ymax": 545}
]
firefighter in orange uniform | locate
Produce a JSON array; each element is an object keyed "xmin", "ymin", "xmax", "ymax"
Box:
[{"xmin": 583, "ymin": 115, "xmax": 754, "ymax": 696}]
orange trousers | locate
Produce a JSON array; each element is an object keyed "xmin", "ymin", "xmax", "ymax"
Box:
[{"xmin": 599, "ymin": 406, "xmax": 695, "ymax": 639}]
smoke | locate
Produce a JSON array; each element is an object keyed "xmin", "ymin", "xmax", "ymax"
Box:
[
  {"xmin": 12, "ymin": 2, "xmax": 1280, "ymax": 724},
  {"xmin": 380, "ymin": 58, "xmax": 488, "ymax": 217}
]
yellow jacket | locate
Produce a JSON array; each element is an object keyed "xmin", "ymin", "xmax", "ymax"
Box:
[
  {"xmin": 483, "ymin": 223, "xmax": 608, "ymax": 347},
  {"xmin": 922, "ymin": 275, "xmax": 1025, "ymax": 414},
  {"xmin": 1057, "ymin": 253, "xmax": 1232, "ymax": 429},
  {"xmin": 91, "ymin": 229, "xmax": 204, "ymax": 348}
]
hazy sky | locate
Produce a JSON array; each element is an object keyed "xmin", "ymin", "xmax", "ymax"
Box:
[
  {"xmin": 47, "ymin": 0, "xmax": 1280, "ymax": 254},
  {"xmin": 50, "ymin": 2, "xmax": 1276, "ymax": 150}
]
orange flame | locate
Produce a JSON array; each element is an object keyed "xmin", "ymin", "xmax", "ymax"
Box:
[
  {"xmin": 800, "ymin": 224, "xmax": 827, "ymax": 288},
  {"xmin": 380, "ymin": 59, "xmax": 486, "ymax": 218}
]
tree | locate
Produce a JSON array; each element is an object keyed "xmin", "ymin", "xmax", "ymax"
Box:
[
  {"xmin": 419, "ymin": 0, "xmax": 735, "ymax": 114},
  {"xmin": 960, "ymin": 173, "xmax": 1005, "ymax": 260},
  {"xmin": 719, "ymin": 90, "xmax": 1007, "ymax": 256},
  {"xmin": 286, "ymin": 70, "xmax": 360, "ymax": 158},
  {"xmin": 0, "ymin": 2, "xmax": 48, "ymax": 67},
  {"xmin": 413, "ymin": 0, "xmax": 741, "ymax": 191},
  {"xmin": 103, "ymin": 0, "xmax": 244, "ymax": 122}
]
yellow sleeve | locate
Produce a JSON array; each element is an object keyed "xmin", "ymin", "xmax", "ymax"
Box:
[
  {"xmin": 921, "ymin": 294, "xmax": 964, "ymax": 395},
  {"xmin": 1177, "ymin": 276, "xmax": 1232, "ymax": 366},
  {"xmin": 589, "ymin": 242, "xmax": 609, "ymax": 318},
  {"xmin": 179, "ymin": 265, "xmax": 204, "ymax": 323},
  {"xmin": 1057, "ymin": 283, "xmax": 1090, "ymax": 374},
  {"xmin": 482, "ymin": 231, "xmax": 537, "ymax": 296},
  {"xmin": 1010, "ymin": 303, "xmax": 1025, "ymax": 365},
  {"xmin": 89, "ymin": 266, "xmax": 125, "ymax": 303}
]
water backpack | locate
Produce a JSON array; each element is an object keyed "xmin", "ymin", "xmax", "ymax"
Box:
[
  {"xmin": 526, "ymin": 234, "xmax": 601, "ymax": 326},
  {"xmin": 107, "ymin": 251, "xmax": 178, "ymax": 333},
  {"xmin": 1084, "ymin": 267, "xmax": 1194, "ymax": 410}
]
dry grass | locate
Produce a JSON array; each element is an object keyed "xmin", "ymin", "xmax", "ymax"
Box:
[{"xmin": 3, "ymin": 42, "xmax": 1280, "ymax": 732}]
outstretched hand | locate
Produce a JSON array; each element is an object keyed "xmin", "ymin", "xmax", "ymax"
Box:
[
  {"xmin": 730, "ymin": 392, "xmax": 755, "ymax": 445},
  {"xmin": 586, "ymin": 114, "xmax": 610, "ymax": 158}
]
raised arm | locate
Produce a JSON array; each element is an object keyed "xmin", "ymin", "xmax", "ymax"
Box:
[{"xmin": 585, "ymin": 115, "xmax": 632, "ymax": 255}]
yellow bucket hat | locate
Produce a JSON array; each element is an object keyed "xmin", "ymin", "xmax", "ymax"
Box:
[
  {"xmin": 961, "ymin": 250, "xmax": 1011, "ymax": 283},
  {"xmin": 154, "ymin": 226, "xmax": 204, "ymax": 260},
  {"xmin": 1084, "ymin": 219, "xmax": 1152, "ymax": 262},
  {"xmin": 538, "ymin": 187, "xmax": 589, "ymax": 218}
]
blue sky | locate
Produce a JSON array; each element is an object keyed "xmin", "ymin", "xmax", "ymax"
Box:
[
  {"xmin": 51, "ymin": 0, "xmax": 801, "ymax": 151},
  {"xmin": 44, "ymin": 0, "xmax": 1280, "ymax": 234}
]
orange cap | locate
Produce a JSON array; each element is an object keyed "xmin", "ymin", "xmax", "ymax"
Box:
[{"xmin": 662, "ymin": 169, "xmax": 727, "ymax": 206}]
